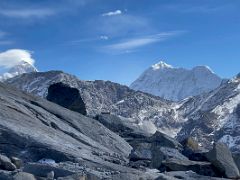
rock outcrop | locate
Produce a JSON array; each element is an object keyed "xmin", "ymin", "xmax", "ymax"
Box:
[
  {"xmin": 205, "ymin": 143, "xmax": 240, "ymax": 178},
  {"xmin": 47, "ymin": 82, "xmax": 87, "ymax": 115},
  {"xmin": 0, "ymin": 155, "xmax": 17, "ymax": 171}
]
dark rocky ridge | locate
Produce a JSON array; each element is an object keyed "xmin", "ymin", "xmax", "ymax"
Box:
[
  {"xmin": 5, "ymin": 71, "xmax": 182, "ymax": 137},
  {"xmin": 4, "ymin": 71, "xmax": 240, "ymax": 152}
]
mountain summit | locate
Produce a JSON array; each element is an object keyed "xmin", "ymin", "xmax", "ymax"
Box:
[
  {"xmin": 0, "ymin": 61, "xmax": 38, "ymax": 81},
  {"xmin": 151, "ymin": 61, "xmax": 173, "ymax": 70},
  {"xmin": 130, "ymin": 61, "xmax": 223, "ymax": 101}
]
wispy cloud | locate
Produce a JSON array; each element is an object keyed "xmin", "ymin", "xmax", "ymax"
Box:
[
  {"xmin": 0, "ymin": 31, "xmax": 7, "ymax": 39},
  {"xmin": 102, "ymin": 10, "xmax": 122, "ymax": 17},
  {"xmin": 62, "ymin": 35, "xmax": 109, "ymax": 46},
  {"xmin": 0, "ymin": 8, "xmax": 56, "ymax": 19},
  {"xmin": 0, "ymin": 40, "xmax": 13, "ymax": 45},
  {"xmin": 0, "ymin": 0, "xmax": 91, "ymax": 20},
  {"xmin": 94, "ymin": 14, "xmax": 150, "ymax": 38},
  {"xmin": 163, "ymin": 3, "xmax": 235, "ymax": 14},
  {"xmin": 104, "ymin": 31, "xmax": 185, "ymax": 52},
  {"xmin": 0, "ymin": 31, "xmax": 14, "ymax": 46}
]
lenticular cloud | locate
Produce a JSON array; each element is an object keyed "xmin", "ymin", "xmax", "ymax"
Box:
[{"xmin": 0, "ymin": 49, "xmax": 35, "ymax": 68}]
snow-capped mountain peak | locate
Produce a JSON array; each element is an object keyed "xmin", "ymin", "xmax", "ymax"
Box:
[
  {"xmin": 130, "ymin": 61, "xmax": 223, "ymax": 101},
  {"xmin": 8, "ymin": 61, "xmax": 38, "ymax": 74},
  {"xmin": 0, "ymin": 61, "xmax": 38, "ymax": 81},
  {"xmin": 151, "ymin": 61, "xmax": 173, "ymax": 70}
]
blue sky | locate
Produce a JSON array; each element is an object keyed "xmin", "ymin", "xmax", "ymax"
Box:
[{"xmin": 0, "ymin": 0, "xmax": 239, "ymax": 85}]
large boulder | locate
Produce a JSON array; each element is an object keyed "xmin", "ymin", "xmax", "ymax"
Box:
[
  {"xmin": 149, "ymin": 131, "xmax": 182, "ymax": 150},
  {"xmin": 151, "ymin": 147, "xmax": 188, "ymax": 170},
  {"xmin": 0, "ymin": 171, "xmax": 36, "ymax": 180},
  {"xmin": 129, "ymin": 131, "xmax": 186, "ymax": 170},
  {"xmin": 47, "ymin": 82, "xmax": 87, "ymax": 115},
  {"xmin": 164, "ymin": 171, "xmax": 229, "ymax": 180},
  {"xmin": 205, "ymin": 142, "xmax": 240, "ymax": 178},
  {"xmin": 129, "ymin": 143, "xmax": 152, "ymax": 161},
  {"xmin": 0, "ymin": 154, "xmax": 17, "ymax": 171},
  {"xmin": 57, "ymin": 173, "xmax": 100, "ymax": 180},
  {"xmin": 23, "ymin": 163, "xmax": 74, "ymax": 178},
  {"xmin": 13, "ymin": 172, "xmax": 36, "ymax": 180},
  {"xmin": 162, "ymin": 158, "xmax": 217, "ymax": 176},
  {"xmin": 232, "ymin": 153, "xmax": 240, "ymax": 172},
  {"xmin": 95, "ymin": 114, "xmax": 149, "ymax": 141},
  {"xmin": 10, "ymin": 157, "xmax": 22, "ymax": 169}
]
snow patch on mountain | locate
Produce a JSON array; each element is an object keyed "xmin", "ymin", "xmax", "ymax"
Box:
[
  {"xmin": 130, "ymin": 61, "xmax": 223, "ymax": 101},
  {"xmin": 0, "ymin": 61, "xmax": 38, "ymax": 81},
  {"xmin": 177, "ymin": 77, "xmax": 240, "ymax": 151}
]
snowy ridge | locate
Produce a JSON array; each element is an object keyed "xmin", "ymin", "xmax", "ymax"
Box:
[
  {"xmin": 177, "ymin": 78, "xmax": 240, "ymax": 151},
  {"xmin": 130, "ymin": 61, "xmax": 223, "ymax": 101},
  {"xmin": 0, "ymin": 61, "xmax": 38, "ymax": 81}
]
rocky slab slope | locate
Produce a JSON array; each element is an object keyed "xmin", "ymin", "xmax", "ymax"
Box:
[{"xmin": 0, "ymin": 82, "xmax": 156, "ymax": 179}]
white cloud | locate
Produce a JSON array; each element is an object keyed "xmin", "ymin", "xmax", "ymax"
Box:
[
  {"xmin": 0, "ymin": 8, "xmax": 56, "ymax": 18},
  {"xmin": 95, "ymin": 14, "xmax": 150, "ymax": 38},
  {"xmin": 100, "ymin": 35, "xmax": 109, "ymax": 40},
  {"xmin": 0, "ymin": 49, "xmax": 35, "ymax": 68},
  {"xmin": 105, "ymin": 31, "xmax": 185, "ymax": 51},
  {"xmin": 102, "ymin": 10, "xmax": 122, "ymax": 17}
]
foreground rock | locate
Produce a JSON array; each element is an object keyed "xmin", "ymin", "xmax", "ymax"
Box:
[
  {"xmin": 95, "ymin": 114, "xmax": 151, "ymax": 143},
  {"xmin": 0, "ymin": 82, "xmax": 162, "ymax": 179},
  {"xmin": 149, "ymin": 131, "xmax": 182, "ymax": 150},
  {"xmin": 233, "ymin": 153, "xmax": 240, "ymax": 172},
  {"xmin": 163, "ymin": 171, "xmax": 229, "ymax": 180},
  {"xmin": 162, "ymin": 158, "xmax": 217, "ymax": 177},
  {"xmin": 205, "ymin": 143, "xmax": 240, "ymax": 178},
  {"xmin": 151, "ymin": 147, "xmax": 189, "ymax": 171},
  {"xmin": 130, "ymin": 131, "xmax": 187, "ymax": 170},
  {"xmin": 0, "ymin": 170, "xmax": 36, "ymax": 180},
  {"xmin": 0, "ymin": 154, "xmax": 17, "ymax": 171},
  {"xmin": 13, "ymin": 172, "xmax": 36, "ymax": 180}
]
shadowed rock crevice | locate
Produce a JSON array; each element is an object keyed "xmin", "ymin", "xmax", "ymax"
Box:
[{"xmin": 47, "ymin": 82, "xmax": 87, "ymax": 115}]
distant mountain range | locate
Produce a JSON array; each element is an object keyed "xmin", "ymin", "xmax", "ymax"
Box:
[
  {"xmin": 3, "ymin": 61, "xmax": 240, "ymax": 153},
  {"xmin": 130, "ymin": 61, "xmax": 223, "ymax": 101},
  {"xmin": 0, "ymin": 60, "xmax": 240, "ymax": 179}
]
